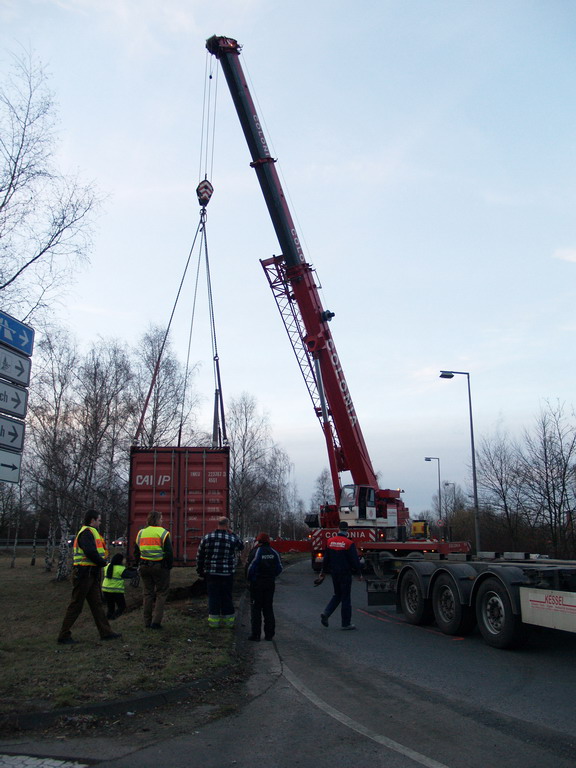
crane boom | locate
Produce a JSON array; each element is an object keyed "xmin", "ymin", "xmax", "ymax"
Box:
[{"xmin": 207, "ymin": 35, "xmax": 407, "ymax": 528}]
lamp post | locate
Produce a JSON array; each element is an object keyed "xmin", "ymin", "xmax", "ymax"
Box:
[
  {"xmin": 439, "ymin": 370, "xmax": 481, "ymax": 552},
  {"xmin": 424, "ymin": 456, "xmax": 442, "ymax": 521},
  {"xmin": 444, "ymin": 481, "xmax": 455, "ymax": 541}
]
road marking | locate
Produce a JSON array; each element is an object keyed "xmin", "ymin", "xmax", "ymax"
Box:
[{"xmin": 283, "ymin": 665, "xmax": 450, "ymax": 768}]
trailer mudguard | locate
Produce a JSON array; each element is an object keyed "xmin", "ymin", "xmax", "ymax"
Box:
[
  {"xmin": 428, "ymin": 563, "xmax": 479, "ymax": 607},
  {"xmin": 470, "ymin": 565, "xmax": 531, "ymax": 615},
  {"xmin": 395, "ymin": 561, "xmax": 437, "ymax": 610}
]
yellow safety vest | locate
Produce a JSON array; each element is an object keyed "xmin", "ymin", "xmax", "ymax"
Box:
[
  {"xmin": 73, "ymin": 525, "xmax": 108, "ymax": 566},
  {"xmin": 102, "ymin": 564, "xmax": 126, "ymax": 593},
  {"xmin": 137, "ymin": 526, "xmax": 169, "ymax": 561}
]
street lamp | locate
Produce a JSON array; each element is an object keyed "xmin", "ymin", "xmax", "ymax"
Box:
[
  {"xmin": 424, "ymin": 456, "xmax": 442, "ymax": 520},
  {"xmin": 439, "ymin": 370, "xmax": 481, "ymax": 552}
]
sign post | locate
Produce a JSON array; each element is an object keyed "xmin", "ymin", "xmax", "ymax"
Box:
[
  {"xmin": 0, "ymin": 414, "xmax": 25, "ymax": 452},
  {"xmin": 0, "ymin": 447, "xmax": 22, "ymax": 484},
  {"xmin": 0, "ymin": 311, "xmax": 35, "ymax": 357},
  {"xmin": 0, "ymin": 380, "xmax": 28, "ymax": 419},
  {"xmin": 0, "ymin": 309, "xmax": 34, "ymax": 483},
  {"xmin": 0, "ymin": 347, "xmax": 32, "ymax": 387}
]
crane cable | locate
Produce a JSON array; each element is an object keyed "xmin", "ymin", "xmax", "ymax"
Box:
[
  {"xmin": 133, "ymin": 53, "xmax": 225, "ymax": 447},
  {"xmin": 132, "ymin": 215, "xmax": 204, "ymax": 446}
]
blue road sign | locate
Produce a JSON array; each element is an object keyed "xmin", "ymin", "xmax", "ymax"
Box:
[{"xmin": 0, "ymin": 310, "xmax": 35, "ymax": 357}]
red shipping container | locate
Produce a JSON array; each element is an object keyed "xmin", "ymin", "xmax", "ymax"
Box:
[{"xmin": 128, "ymin": 446, "xmax": 230, "ymax": 565}]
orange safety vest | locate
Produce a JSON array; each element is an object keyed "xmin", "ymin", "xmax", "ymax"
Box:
[
  {"xmin": 137, "ymin": 525, "xmax": 169, "ymax": 561},
  {"xmin": 73, "ymin": 525, "xmax": 108, "ymax": 566}
]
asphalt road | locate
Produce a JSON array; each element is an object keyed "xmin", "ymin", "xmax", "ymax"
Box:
[{"xmin": 2, "ymin": 558, "xmax": 575, "ymax": 767}]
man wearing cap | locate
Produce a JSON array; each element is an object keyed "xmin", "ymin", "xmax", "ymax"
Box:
[
  {"xmin": 317, "ymin": 521, "xmax": 363, "ymax": 630},
  {"xmin": 246, "ymin": 532, "xmax": 283, "ymax": 641}
]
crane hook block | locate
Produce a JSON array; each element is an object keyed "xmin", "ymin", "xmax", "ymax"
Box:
[{"xmin": 197, "ymin": 179, "xmax": 214, "ymax": 207}]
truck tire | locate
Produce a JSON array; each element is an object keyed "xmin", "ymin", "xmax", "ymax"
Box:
[
  {"xmin": 432, "ymin": 573, "xmax": 476, "ymax": 636},
  {"xmin": 399, "ymin": 570, "xmax": 433, "ymax": 625},
  {"xmin": 475, "ymin": 577, "xmax": 524, "ymax": 649}
]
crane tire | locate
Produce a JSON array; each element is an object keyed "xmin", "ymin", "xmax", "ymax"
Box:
[
  {"xmin": 399, "ymin": 569, "xmax": 433, "ymax": 625},
  {"xmin": 475, "ymin": 577, "xmax": 524, "ymax": 649},
  {"xmin": 432, "ymin": 573, "xmax": 476, "ymax": 636}
]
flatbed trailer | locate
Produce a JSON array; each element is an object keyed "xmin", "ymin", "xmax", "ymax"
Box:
[{"xmin": 364, "ymin": 550, "xmax": 576, "ymax": 648}]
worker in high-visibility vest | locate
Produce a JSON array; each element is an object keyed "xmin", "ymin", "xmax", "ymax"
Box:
[
  {"xmin": 134, "ymin": 510, "xmax": 173, "ymax": 629},
  {"xmin": 102, "ymin": 553, "xmax": 137, "ymax": 620},
  {"xmin": 57, "ymin": 510, "xmax": 122, "ymax": 644}
]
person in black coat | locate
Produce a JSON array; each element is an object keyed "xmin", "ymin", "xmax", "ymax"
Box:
[{"xmin": 246, "ymin": 533, "xmax": 283, "ymax": 641}]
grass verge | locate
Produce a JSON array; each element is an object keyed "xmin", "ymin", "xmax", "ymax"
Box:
[{"xmin": 0, "ymin": 549, "xmax": 242, "ymax": 719}]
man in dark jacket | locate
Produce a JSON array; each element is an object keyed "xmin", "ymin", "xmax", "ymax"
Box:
[
  {"xmin": 317, "ymin": 521, "xmax": 363, "ymax": 630},
  {"xmin": 57, "ymin": 510, "xmax": 121, "ymax": 644},
  {"xmin": 246, "ymin": 532, "xmax": 283, "ymax": 641}
]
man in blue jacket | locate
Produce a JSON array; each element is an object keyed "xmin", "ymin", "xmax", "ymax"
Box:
[
  {"xmin": 246, "ymin": 532, "xmax": 283, "ymax": 641},
  {"xmin": 318, "ymin": 521, "xmax": 363, "ymax": 630}
]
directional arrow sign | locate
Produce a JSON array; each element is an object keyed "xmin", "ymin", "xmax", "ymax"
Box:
[
  {"xmin": 0, "ymin": 310, "xmax": 35, "ymax": 357},
  {"xmin": 0, "ymin": 414, "xmax": 25, "ymax": 451},
  {"xmin": 0, "ymin": 447, "xmax": 21, "ymax": 483},
  {"xmin": 0, "ymin": 346, "xmax": 32, "ymax": 387},
  {"xmin": 0, "ymin": 380, "xmax": 28, "ymax": 419}
]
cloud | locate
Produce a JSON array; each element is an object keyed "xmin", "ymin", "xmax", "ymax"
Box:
[{"xmin": 553, "ymin": 247, "xmax": 576, "ymax": 263}]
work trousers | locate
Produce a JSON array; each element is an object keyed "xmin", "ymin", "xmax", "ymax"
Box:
[
  {"xmin": 103, "ymin": 592, "xmax": 127, "ymax": 620},
  {"xmin": 250, "ymin": 577, "xmax": 276, "ymax": 639},
  {"xmin": 323, "ymin": 572, "xmax": 353, "ymax": 627},
  {"xmin": 58, "ymin": 566, "xmax": 113, "ymax": 640},
  {"xmin": 139, "ymin": 561, "xmax": 170, "ymax": 626},
  {"xmin": 206, "ymin": 574, "xmax": 235, "ymax": 622}
]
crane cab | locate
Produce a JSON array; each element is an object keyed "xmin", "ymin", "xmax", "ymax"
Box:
[
  {"xmin": 338, "ymin": 483, "xmax": 408, "ymax": 531},
  {"xmin": 339, "ymin": 484, "xmax": 376, "ymax": 524}
]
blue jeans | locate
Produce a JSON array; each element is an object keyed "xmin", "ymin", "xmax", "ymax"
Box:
[{"xmin": 323, "ymin": 573, "xmax": 353, "ymax": 627}]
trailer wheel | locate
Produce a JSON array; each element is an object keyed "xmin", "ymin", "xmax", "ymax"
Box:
[
  {"xmin": 475, "ymin": 577, "xmax": 524, "ymax": 649},
  {"xmin": 399, "ymin": 570, "xmax": 433, "ymax": 625},
  {"xmin": 432, "ymin": 574, "xmax": 476, "ymax": 636}
]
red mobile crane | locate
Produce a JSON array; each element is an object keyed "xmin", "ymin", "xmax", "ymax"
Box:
[
  {"xmin": 206, "ymin": 35, "xmax": 470, "ymax": 568},
  {"xmin": 206, "ymin": 38, "xmax": 576, "ymax": 651}
]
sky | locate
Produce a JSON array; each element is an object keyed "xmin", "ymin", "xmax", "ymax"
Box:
[{"xmin": 1, "ymin": 0, "xmax": 575, "ymax": 516}]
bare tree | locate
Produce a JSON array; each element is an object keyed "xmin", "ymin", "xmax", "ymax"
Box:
[
  {"xmin": 25, "ymin": 328, "xmax": 82, "ymax": 576},
  {"xmin": 0, "ymin": 50, "xmax": 98, "ymax": 321},
  {"xmin": 518, "ymin": 402, "xmax": 576, "ymax": 557},
  {"xmin": 251, "ymin": 445, "xmax": 291, "ymax": 538},
  {"xmin": 477, "ymin": 431, "xmax": 527, "ymax": 549},
  {"xmin": 310, "ymin": 468, "xmax": 335, "ymax": 511},
  {"xmin": 130, "ymin": 325, "xmax": 200, "ymax": 447},
  {"xmin": 74, "ymin": 339, "xmax": 134, "ymax": 533},
  {"xmin": 227, "ymin": 393, "xmax": 272, "ymax": 538}
]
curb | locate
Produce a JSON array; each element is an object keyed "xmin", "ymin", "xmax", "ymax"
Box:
[{"xmin": 0, "ymin": 668, "xmax": 233, "ymax": 733}]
